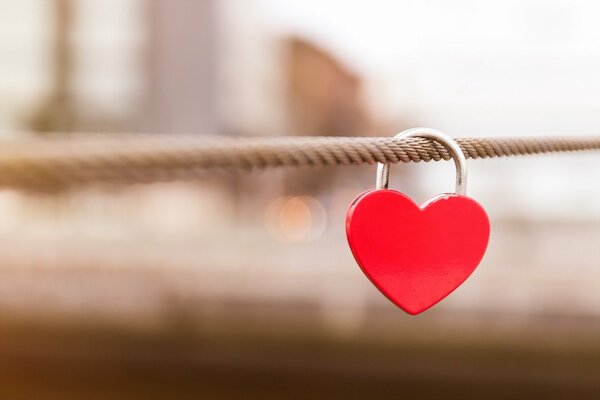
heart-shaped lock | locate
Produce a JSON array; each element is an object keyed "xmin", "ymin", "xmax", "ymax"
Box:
[{"xmin": 346, "ymin": 128, "xmax": 490, "ymax": 315}]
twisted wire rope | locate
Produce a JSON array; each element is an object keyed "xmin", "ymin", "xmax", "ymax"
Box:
[{"xmin": 0, "ymin": 134, "xmax": 599, "ymax": 188}]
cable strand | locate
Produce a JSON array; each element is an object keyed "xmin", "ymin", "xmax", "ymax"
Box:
[{"xmin": 0, "ymin": 134, "xmax": 599, "ymax": 188}]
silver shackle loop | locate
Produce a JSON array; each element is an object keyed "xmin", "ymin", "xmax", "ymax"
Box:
[{"xmin": 376, "ymin": 128, "xmax": 468, "ymax": 195}]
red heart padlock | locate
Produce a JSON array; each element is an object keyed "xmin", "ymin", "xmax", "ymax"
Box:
[{"xmin": 346, "ymin": 128, "xmax": 490, "ymax": 315}]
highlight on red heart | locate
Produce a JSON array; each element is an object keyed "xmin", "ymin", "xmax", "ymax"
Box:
[{"xmin": 346, "ymin": 189, "xmax": 490, "ymax": 315}]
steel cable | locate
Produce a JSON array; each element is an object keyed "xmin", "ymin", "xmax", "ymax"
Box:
[{"xmin": 0, "ymin": 134, "xmax": 599, "ymax": 188}]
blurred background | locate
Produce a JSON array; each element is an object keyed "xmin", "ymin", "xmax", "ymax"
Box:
[{"xmin": 0, "ymin": 0, "xmax": 599, "ymax": 398}]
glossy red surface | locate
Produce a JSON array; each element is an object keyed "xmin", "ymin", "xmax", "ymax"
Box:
[{"xmin": 346, "ymin": 189, "xmax": 490, "ymax": 315}]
